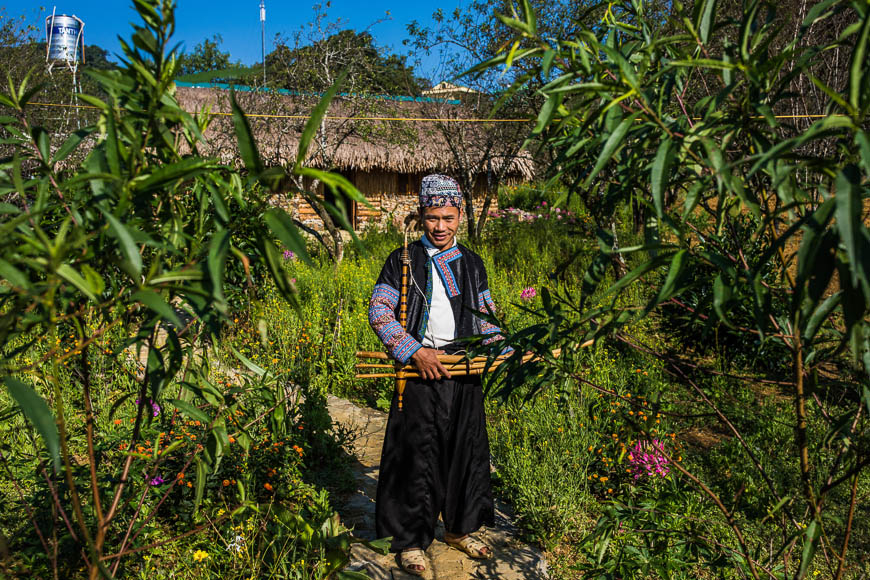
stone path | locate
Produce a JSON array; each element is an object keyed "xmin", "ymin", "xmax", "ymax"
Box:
[{"xmin": 327, "ymin": 395, "xmax": 549, "ymax": 580}]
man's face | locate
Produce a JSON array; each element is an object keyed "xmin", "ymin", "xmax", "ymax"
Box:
[{"xmin": 421, "ymin": 206, "xmax": 461, "ymax": 250}]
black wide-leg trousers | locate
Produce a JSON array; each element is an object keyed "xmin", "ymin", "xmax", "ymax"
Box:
[{"xmin": 375, "ymin": 375, "xmax": 495, "ymax": 553}]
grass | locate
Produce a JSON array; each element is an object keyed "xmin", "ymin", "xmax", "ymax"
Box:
[{"xmin": 4, "ymin": 188, "xmax": 869, "ymax": 578}]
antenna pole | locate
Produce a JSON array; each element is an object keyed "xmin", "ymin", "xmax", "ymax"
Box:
[{"xmin": 260, "ymin": 1, "xmax": 266, "ymax": 86}]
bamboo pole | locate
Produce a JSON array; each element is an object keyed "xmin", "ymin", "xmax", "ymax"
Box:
[
  {"xmin": 396, "ymin": 229, "xmax": 410, "ymax": 410},
  {"xmin": 355, "ymin": 349, "xmax": 565, "ymax": 379}
]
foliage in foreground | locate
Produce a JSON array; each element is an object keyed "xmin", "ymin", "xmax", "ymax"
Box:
[
  {"xmin": 477, "ymin": 0, "xmax": 870, "ymax": 577},
  {"xmin": 0, "ymin": 0, "xmax": 382, "ymax": 578}
]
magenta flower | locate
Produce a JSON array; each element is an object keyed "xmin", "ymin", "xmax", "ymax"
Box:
[
  {"xmin": 283, "ymin": 250, "xmax": 295, "ymax": 261},
  {"xmin": 520, "ymin": 287, "xmax": 537, "ymax": 301},
  {"xmin": 135, "ymin": 398, "xmax": 161, "ymax": 417},
  {"xmin": 148, "ymin": 475, "xmax": 166, "ymax": 486},
  {"xmin": 628, "ymin": 439, "xmax": 670, "ymax": 480}
]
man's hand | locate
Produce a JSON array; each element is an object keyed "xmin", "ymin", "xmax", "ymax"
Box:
[{"xmin": 410, "ymin": 348, "xmax": 452, "ymax": 380}]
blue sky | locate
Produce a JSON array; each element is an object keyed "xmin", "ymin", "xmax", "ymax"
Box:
[{"xmin": 6, "ymin": 0, "xmax": 459, "ymax": 76}]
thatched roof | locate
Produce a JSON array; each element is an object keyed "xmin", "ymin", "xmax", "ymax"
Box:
[{"xmin": 175, "ymin": 86, "xmax": 536, "ymax": 181}]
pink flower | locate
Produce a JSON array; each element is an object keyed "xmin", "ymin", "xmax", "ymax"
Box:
[
  {"xmin": 148, "ymin": 475, "xmax": 165, "ymax": 486},
  {"xmin": 520, "ymin": 287, "xmax": 537, "ymax": 301},
  {"xmin": 628, "ymin": 439, "xmax": 670, "ymax": 480}
]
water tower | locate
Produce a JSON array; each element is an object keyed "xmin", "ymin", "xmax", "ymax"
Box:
[
  {"xmin": 45, "ymin": 10, "xmax": 85, "ymax": 74},
  {"xmin": 44, "ymin": 8, "xmax": 86, "ymax": 126}
]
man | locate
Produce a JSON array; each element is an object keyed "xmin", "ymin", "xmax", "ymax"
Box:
[{"xmin": 367, "ymin": 174, "xmax": 508, "ymax": 575}]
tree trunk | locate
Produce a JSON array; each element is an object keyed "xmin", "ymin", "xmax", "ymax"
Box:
[
  {"xmin": 461, "ymin": 171, "xmax": 478, "ymax": 243},
  {"xmin": 300, "ymin": 183, "xmax": 344, "ymax": 263}
]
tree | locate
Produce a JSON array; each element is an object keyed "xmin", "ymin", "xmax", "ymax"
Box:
[
  {"xmin": 482, "ymin": 0, "xmax": 870, "ymax": 576},
  {"xmin": 403, "ymin": 0, "xmax": 595, "ymax": 241},
  {"xmin": 0, "ymin": 1, "xmax": 370, "ymax": 576},
  {"xmin": 252, "ymin": 4, "xmax": 426, "ymax": 262},
  {"xmin": 267, "ymin": 11, "xmax": 428, "ymax": 95},
  {"xmin": 178, "ymin": 33, "xmax": 232, "ymax": 75}
]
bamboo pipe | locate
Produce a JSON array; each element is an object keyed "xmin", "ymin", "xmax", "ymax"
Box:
[
  {"xmin": 356, "ymin": 349, "xmax": 566, "ymax": 364},
  {"xmin": 396, "ymin": 228, "xmax": 411, "ymax": 410},
  {"xmin": 354, "ymin": 349, "xmax": 567, "ymax": 379}
]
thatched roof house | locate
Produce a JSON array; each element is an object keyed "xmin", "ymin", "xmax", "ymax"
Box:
[{"xmin": 175, "ymin": 85, "xmax": 535, "ymax": 230}]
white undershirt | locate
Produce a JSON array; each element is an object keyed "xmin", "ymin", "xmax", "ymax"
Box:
[{"xmin": 421, "ymin": 236, "xmax": 456, "ymax": 348}]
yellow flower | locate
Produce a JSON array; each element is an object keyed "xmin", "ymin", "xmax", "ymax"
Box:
[{"xmin": 193, "ymin": 550, "xmax": 209, "ymax": 562}]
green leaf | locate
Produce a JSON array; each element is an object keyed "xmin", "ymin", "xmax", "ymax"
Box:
[
  {"xmin": 797, "ymin": 520, "xmax": 821, "ymax": 579},
  {"xmin": 207, "ymin": 230, "xmax": 230, "ymax": 314},
  {"xmin": 651, "ymin": 138, "xmax": 674, "ymax": 218},
  {"xmin": 605, "ymin": 252, "xmax": 673, "ymax": 297},
  {"xmin": 194, "ymin": 456, "xmax": 206, "ymax": 513},
  {"xmin": 80, "ymin": 264, "xmax": 105, "ymax": 297},
  {"xmin": 336, "ymin": 571, "xmax": 370, "ymax": 580},
  {"xmin": 713, "ymin": 273, "xmax": 733, "ymax": 326},
  {"xmin": 0, "ymin": 259, "xmax": 28, "ymax": 289},
  {"xmin": 132, "ymin": 290, "xmax": 182, "ymax": 327},
  {"xmin": 669, "ymin": 58, "xmax": 737, "ymax": 70},
  {"xmin": 801, "ymin": 0, "xmax": 839, "ymax": 29},
  {"xmin": 295, "ymin": 69, "xmax": 348, "ymax": 170},
  {"xmin": 856, "ymin": 131, "xmax": 870, "ymax": 177},
  {"xmin": 365, "ymin": 537, "xmax": 392, "ymax": 555},
  {"xmin": 101, "ymin": 208, "xmax": 143, "ymax": 277},
  {"xmin": 653, "ymin": 250, "xmax": 689, "ymax": 307},
  {"xmin": 3, "ymin": 377, "xmax": 60, "ymax": 472},
  {"xmin": 542, "ymin": 49, "xmax": 556, "ymax": 77},
  {"xmin": 533, "ymin": 93, "xmax": 561, "ymax": 135},
  {"xmin": 130, "ymin": 158, "xmax": 212, "ymax": 193},
  {"xmin": 230, "ymin": 91, "xmax": 264, "ymax": 175},
  {"xmin": 231, "ymin": 346, "xmax": 267, "ymax": 377},
  {"xmin": 583, "ymin": 113, "xmax": 638, "ymax": 189},
  {"xmin": 171, "ymin": 399, "xmax": 211, "ymax": 424},
  {"xmin": 56, "ymin": 264, "xmax": 98, "ymax": 302},
  {"xmin": 835, "ymin": 166, "xmax": 864, "ymax": 291},
  {"xmin": 261, "ymin": 238, "xmax": 299, "ymax": 310},
  {"xmin": 149, "ymin": 269, "xmax": 204, "ymax": 284},
  {"xmin": 264, "ymin": 208, "xmax": 312, "ymax": 265},
  {"xmin": 803, "ymin": 292, "xmax": 842, "ymax": 344},
  {"xmin": 51, "ymin": 128, "xmax": 93, "ymax": 165},
  {"xmin": 848, "ymin": 3, "xmax": 870, "ymax": 110},
  {"xmin": 694, "ymin": 0, "xmax": 717, "ymax": 44}
]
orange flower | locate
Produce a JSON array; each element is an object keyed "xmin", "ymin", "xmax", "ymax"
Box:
[
  {"xmin": 264, "ymin": 482, "xmax": 273, "ymax": 491},
  {"xmin": 186, "ymin": 481, "xmax": 193, "ymax": 488},
  {"xmin": 222, "ymin": 479, "xmax": 230, "ymax": 487},
  {"xmin": 228, "ymin": 437, "xmax": 236, "ymax": 444},
  {"xmin": 119, "ymin": 443, "xmax": 127, "ymax": 450},
  {"xmin": 114, "ymin": 419, "xmax": 122, "ymax": 425}
]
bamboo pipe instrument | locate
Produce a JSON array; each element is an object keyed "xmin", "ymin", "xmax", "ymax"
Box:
[
  {"xmin": 396, "ymin": 227, "xmax": 411, "ymax": 410},
  {"xmin": 354, "ymin": 348, "xmax": 566, "ymax": 379}
]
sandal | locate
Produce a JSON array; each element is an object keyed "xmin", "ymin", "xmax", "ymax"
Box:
[
  {"xmin": 444, "ymin": 534, "xmax": 492, "ymax": 560},
  {"xmin": 399, "ymin": 548, "xmax": 427, "ymax": 576}
]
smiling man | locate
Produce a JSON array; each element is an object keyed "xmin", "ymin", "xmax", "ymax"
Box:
[{"xmin": 367, "ymin": 174, "xmax": 508, "ymax": 575}]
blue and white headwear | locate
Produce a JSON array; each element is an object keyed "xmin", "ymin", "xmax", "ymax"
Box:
[{"xmin": 419, "ymin": 174, "xmax": 463, "ymax": 209}]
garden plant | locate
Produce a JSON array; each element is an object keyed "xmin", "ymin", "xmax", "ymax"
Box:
[
  {"xmin": 471, "ymin": 0, "xmax": 870, "ymax": 577},
  {"xmin": 0, "ymin": 0, "xmax": 385, "ymax": 578}
]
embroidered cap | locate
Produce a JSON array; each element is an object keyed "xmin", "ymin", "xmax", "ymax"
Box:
[{"xmin": 419, "ymin": 174, "xmax": 462, "ymax": 208}]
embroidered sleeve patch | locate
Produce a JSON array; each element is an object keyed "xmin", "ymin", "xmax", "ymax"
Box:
[
  {"xmin": 476, "ymin": 288, "xmax": 510, "ymax": 347},
  {"xmin": 433, "ymin": 247, "xmax": 462, "ymax": 298},
  {"xmin": 368, "ymin": 283, "xmax": 422, "ymax": 363}
]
